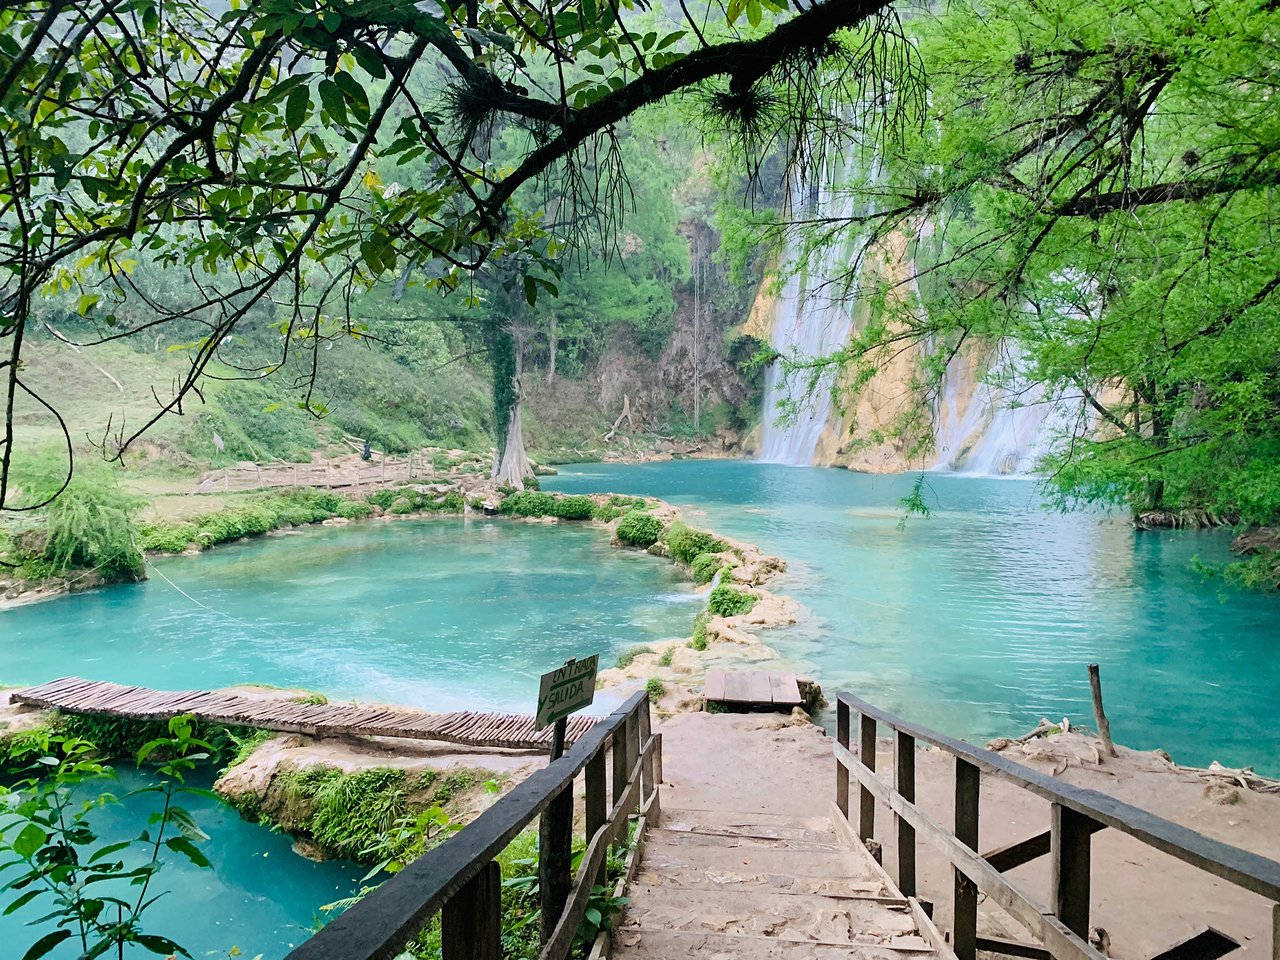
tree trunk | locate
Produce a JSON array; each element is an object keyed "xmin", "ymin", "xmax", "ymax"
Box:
[
  {"xmin": 548, "ymin": 314, "xmax": 557, "ymax": 382},
  {"xmin": 493, "ymin": 393, "xmax": 532, "ymax": 488}
]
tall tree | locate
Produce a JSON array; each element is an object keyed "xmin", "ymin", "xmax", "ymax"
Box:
[{"xmin": 0, "ymin": 0, "xmax": 917, "ymax": 506}]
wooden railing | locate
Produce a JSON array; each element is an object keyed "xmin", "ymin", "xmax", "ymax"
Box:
[
  {"xmin": 286, "ymin": 691, "xmax": 659, "ymax": 960},
  {"xmin": 834, "ymin": 690, "xmax": 1280, "ymax": 960}
]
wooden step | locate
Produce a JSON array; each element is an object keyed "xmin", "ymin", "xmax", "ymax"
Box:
[
  {"xmin": 632, "ymin": 866, "xmax": 899, "ymax": 900},
  {"xmin": 648, "ymin": 827, "xmax": 850, "ymax": 854},
  {"xmin": 639, "ymin": 835, "xmax": 875, "ymax": 882},
  {"xmin": 611, "ymin": 928, "xmax": 936, "ymax": 960},
  {"xmin": 660, "ymin": 815, "xmax": 836, "ymax": 844},
  {"xmin": 620, "ymin": 883, "xmax": 920, "ymax": 942}
]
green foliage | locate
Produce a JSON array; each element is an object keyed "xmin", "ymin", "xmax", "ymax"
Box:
[
  {"xmin": 223, "ymin": 728, "xmax": 275, "ymax": 770},
  {"xmin": 498, "ymin": 491, "xmax": 593, "ymax": 520},
  {"xmin": 708, "ymin": 584, "xmax": 757, "ymax": 618},
  {"xmin": 657, "ymin": 648, "xmax": 674, "ymax": 667},
  {"xmin": 52, "ymin": 711, "xmax": 254, "ymax": 767},
  {"xmin": 690, "ymin": 552, "xmax": 726, "ymax": 585},
  {"xmin": 615, "ymin": 511, "xmax": 663, "ymax": 548},
  {"xmin": 0, "ymin": 717, "xmax": 211, "ymax": 960},
  {"xmin": 665, "ymin": 522, "xmax": 728, "ymax": 565},
  {"xmin": 688, "ymin": 610, "xmax": 711, "ymax": 651},
  {"xmin": 897, "ymin": 474, "xmax": 933, "ymax": 531},
  {"xmin": 590, "ymin": 495, "xmax": 650, "ymax": 522},
  {"xmin": 6, "ymin": 453, "xmax": 144, "ymax": 582},
  {"xmin": 645, "ymin": 678, "xmax": 666, "ymax": 701},
  {"xmin": 615, "ymin": 646, "xmax": 654, "ymax": 669}
]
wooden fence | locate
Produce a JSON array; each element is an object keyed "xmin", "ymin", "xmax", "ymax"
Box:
[
  {"xmin": 286, "ymin": 691, "xmax": 659, "ymax": 960},
  {"xmin": 834, "ymin": 690, "xmax": 1280, "ymax": 960}
]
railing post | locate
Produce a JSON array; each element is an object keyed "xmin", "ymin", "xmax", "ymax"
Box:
[
  {"xmin": 859, "ymin": 713, "xmax": 877, "ymax": 842},
  {"xmin": 442, "ymin": 860, "xmax": 501, "ymax": 960},
  {"xmin": 1051, "ymin": 803, "xmax": 1093, "ymax": 939},
  {"xmin": 625, "ymin": 706, "xmax": 639, "ymax": 817},
  {"xmin": 639, "ymin": 698, "xmax": 654, "ymax": 800},
  {"xmin": 611, "ymin": 721, "xmax": 628, "ymax": 845},
  {"xmin": 539, "ymin": 722, "xmax": 572, "ymax": 946},
  {"xmin": 895, "ymin": 730, "xmax": 917, "ymax": 897},
  {"xmin": 586, "ymin": 747, "xmax": 608, "ymax": 885},
  {"xmin": 836, "ymin": 698, "xmax": 850, "ymax": 818},
  {"xmin": 953, "ymin": 757, "xmax": 980, "ymax": 960}
]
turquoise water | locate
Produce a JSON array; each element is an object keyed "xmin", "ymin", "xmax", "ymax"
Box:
[
  {"xmin": 0, "ymin": 766, "xmax": 362, "ymax": 958},
  {"xmin": 546, "ymin": 461, "xmax": 1280, "ymax": 771},
  {"xmin": 0, "ymin": 517, "xmax": 699, "ymax": 712}
]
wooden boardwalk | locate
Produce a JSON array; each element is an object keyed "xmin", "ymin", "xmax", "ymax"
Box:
[
  {"xmin": 12, "ymin": 677, "xmax": 597, "ymax": 751},
  {"xmin": 704, "ymin": 669, "xmax": 803, "ymax": 710}
]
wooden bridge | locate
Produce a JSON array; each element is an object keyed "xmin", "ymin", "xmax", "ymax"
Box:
[{"xmin": 11, "ymin": 677, "xmax": 598, "ymax": 751}]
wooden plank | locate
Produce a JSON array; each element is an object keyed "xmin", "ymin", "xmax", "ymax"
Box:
[
  {"xmin": 1051, "ymin": 803, "xmax": 1094, "ymax": 939},
  {"xmin": 954, "ymin": 757, "xmax": 981, "ymax": 960},
  {"xmin": 858, "ymin": 713, "xmax": 877, "ymax": 842},
  {"xmin": 703, "ymin": 670, "xmax": 727, "ymax": 701},
  {"xmin": 746, "ymin": 671, "xmax": 773, "ymax": 704},
  {"xmin": 836, "ymin": 699, "xmax": 850, "ymax": 819},
  {"xmin": 441, "ymin": 860, "xmax": 500, "ymax": 960},
  {"xmin": 895, "ymin": 730, "xmax": 917, "ymax": 897},
  {"xmin": 1147, "ymin": 928, "xmax": 1240, "ymax": 960},
  {"xmin": 985, "ymin": 820, "xmax": 1108, "ymax": 874},
  {"xmin": 768, "ymin": 672, "xmax": 803, "ymax": 706},
  {"xmin": 722, "ymin": 670, "xmax": 755, "ymax": 703}
]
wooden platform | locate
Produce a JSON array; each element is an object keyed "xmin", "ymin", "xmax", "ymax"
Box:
[
  {"xmin": 12, "ymin": 677, "xmax": 597, "ymax": 751},
  {"xmin": 703, "ymin": 669, "xmax": 803, "ymax": 710}
]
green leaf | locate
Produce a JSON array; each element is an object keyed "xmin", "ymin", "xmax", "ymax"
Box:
[
  {"xmin": 285, "ymin": 85, "xmax": 309, "ymax": 132},
  {"xmin": 317, "ymin": 78, "xmax": 347, "ymax": 125},
  {"xmin": 2, "ymin": 889, "xmax": 39, "ymax": 916},
  {"xmin": 523, "ymin": 274, "xmax": 538, "ymax": 306},
  {"xmin": 21, "ymin": 930, "xmax": 72, "ymax": 960},
  {"xmin": 12, "ymin": 824, "xmax": 46, "ymax": 859},
  {"xmin": 165, "ymin": 835, "xmax": 210, "ymax": 868},
  {"xmin": 88, "ymin": 840, "xmax": 133, "ymax": 863},
  {"xmin": 352, "ymin": 45, "xmax": 386, "ymax": 79}
]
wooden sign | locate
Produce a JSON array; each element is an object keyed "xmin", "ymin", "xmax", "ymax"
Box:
[{"xmin": 536, "ymin": 656, "xmax": 599, "ymax": 731}]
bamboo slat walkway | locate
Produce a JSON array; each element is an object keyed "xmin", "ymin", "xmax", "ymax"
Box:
[{"xmin": 12, "ymin": 677, "xmax": 598, "ymax": 751}]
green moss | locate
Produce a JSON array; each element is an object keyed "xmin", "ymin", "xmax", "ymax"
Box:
[
  {"xmin": 645, "ymin": 677, "xmax": 666, "ymax": 701},
  {"xmin": 590, "ymin": 495, "xmax": 649, "ymax": 521},
  {"xmin": 688, "ymin": 610, "xmax": 710, "ymax": 651},
  {"xmin": 708, "ymin": 584, "xmax": 756, "ymax": 618},
  {"xmin": 665, "ymin": 522, "xmax": 727, "ymax": 565},
  {"xmin": 290, "ymin": 692, "xmax": 329, "ymax": 706},
  {"xmin": 615, "ymin": 511, "xmax": 663, "ymax": 548},
  {"xmin": 690, "ymin": 552, "xmax": 725, "ymax": 585},
  {"xmin": 430, "ymin": 771, "xmax": 476, "ymax": 805},
  {"xmin": 615, "ymin": 645, "xmax": 654, "ymax": 669}
]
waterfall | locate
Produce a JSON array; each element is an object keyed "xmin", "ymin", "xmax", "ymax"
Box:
[
  {"xmin": 931, "ymin": 344, "xmax": 1066, "ymax": 476},
  {"xmin": 759, "ymin": 159, "xmax": 877, "ymax": 465}
]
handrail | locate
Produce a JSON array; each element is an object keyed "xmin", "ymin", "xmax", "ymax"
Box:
[
  {"xmin": 287, "ymin": 690, "xmax": 654, "ymax": 960},
  {"xmin": 834, "ymin": 690, "xmax": 1280, "ymax": 960},
  {"xmin": 838, "ymin": 691, "xmax": 1280, "ymax": 900}
]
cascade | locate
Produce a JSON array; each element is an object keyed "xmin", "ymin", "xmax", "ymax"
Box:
[{"xmin": 758, "ymin": 156, "xmax": 877, "ymax": 465}]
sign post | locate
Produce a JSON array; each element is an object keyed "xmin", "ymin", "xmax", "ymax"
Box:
[{"xmin": 536, "ymin": 655, "xmax": 599, "ymax": 946}]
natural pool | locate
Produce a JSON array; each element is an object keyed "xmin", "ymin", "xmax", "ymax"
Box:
[
  {"xmin": 547, "ymin": 461, "xmax": 1280, "ymax": 772},
  {"xmin": 0, "ymin": 766, "xmax": 363, "ymax": 958},
  {"xmin": 0, "ymin": 515, "xmax": 699, "ymax": 957},
  {"xmin": 0, "ymin": 516, "xmax": 699, "ymax": 712}
]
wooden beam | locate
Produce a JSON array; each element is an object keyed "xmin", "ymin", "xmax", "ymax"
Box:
[
  {"xmin": 442, "ymin": 860, "xmax": 501, "ymax": 960},
  {"xmin": 1147, "ymin": 927, "xmax": 1240, "ymax": 960},
  {"xmin": 585, "ymin": 749, "xmax": 607, "ymax": 885},
  {"xmin": 954, "ymin": 757, "xmax": 981, "ymax": 960},
  {"xmin": 539, "ymin": 720, "xmax": 573, "ymax": 945},
  {"xmin": 984, "ymin": 820, "xmax": 1108, "ymax": 874},
  {"xmin": 836, "ymin": 698, "xmax": 850, "ymax": 819},
  {"xmin": 768, "ymin": 672, "xmax": 803, "ymax": 706},
  {"xmin": 976, "ymin": 936, "xmax": 1050, "ymax": 960},
  {"xmin": 1051, "ymin": 803, "xmax": 1094, "ymax": 939},
  {"xmin": 896, "ymin": 730, "xmax": 917, "ymax": 897},
  {"xmin": 703, "ymin": 669, "xmax": 727, "ymax": 702},
  {"xmin": 859, "ymin": 712, "xmax": 877, "ymax": 842}
]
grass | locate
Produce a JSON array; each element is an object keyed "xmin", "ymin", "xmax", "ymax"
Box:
[
  {"xmin": 665, "ymin": 522, "xmax": 727, "ymax": 565},
  {"xmin": 688, "ymin": 610, "xmax": 711, "ymax": 651},
  {"xmin": 615, "ymin": 645, "xmax": 654, "ymax": 669},
  {"xmin": 658, "ymin": 648, "xmax": 673, "ymax": 667},
  {"xmin": 708, "ymin": 584, "xmax": 756, "ymax": 617},
  {"xmin": 645, "ymin": 677, "xmax": 666, "ymax": 701}
]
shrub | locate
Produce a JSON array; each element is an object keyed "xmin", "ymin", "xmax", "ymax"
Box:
[
  {"xmin": 590, "ymin": 495, "xmax": 649, "ymax": 521},
  {"xmin": 615, "ymin": 511, "xmax": 663, "ymax": 548},
  {"xmin": 645, "ymin": 677, "xmax": 666, "ymax": 701},
  {"xmin": 498, "ymin": 491, "xmax": 558, "ymax": 517},
  {"xmin": 665, "ymin": 522, "xmax": 727, "ymax": 565},
  {"xmin": 708, "ymin": 584, "xmax": 756, "ymax": 618},
  {"xmin": 336, "ymin": 499, "xmax": 373, "ymax": 519},
  {"xmin": 138, "ymin": 521, "xmax": 199, "ymax": 553},
  {"xmin": 690, "ymin": 552, "xmax": 724, "ymax": 585},
  {"xmin": 552, "ymin": 495, "xmax": 594, "ymax": 520},
  {"xmin": 193, "ymin": 504, "xmax": 276, "ymax": 546},
  {"xmin": 658, "ymin": 648, "xmax": 674, "ymax": 667},
  {"xmin": 615, "ymin": 645, "xmax": 653, "ymax": 669},
  {"xmin": 688, "ymin": 610, "xmax": 710, "ymax": 651}
]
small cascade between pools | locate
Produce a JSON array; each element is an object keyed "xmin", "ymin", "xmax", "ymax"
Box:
[{"xmin": 758, "ymin": 156, "xmax": 877, "ymax": 465}]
